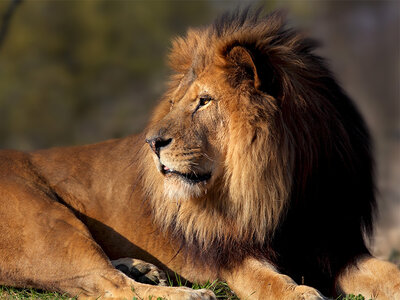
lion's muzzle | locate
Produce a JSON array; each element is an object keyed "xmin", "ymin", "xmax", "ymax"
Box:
[{"xmin": 145, "ymin": 136, "xmax": 172, "ymax": 157}]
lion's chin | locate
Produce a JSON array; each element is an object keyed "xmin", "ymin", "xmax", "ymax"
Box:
[{"xmin": 162, "ymin": 172, "xmax": 211, "ymax": 201}]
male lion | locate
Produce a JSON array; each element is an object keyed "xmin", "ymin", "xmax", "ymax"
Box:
[{"xmin": 0, "ymin": 9, "xmax": 399, "ymax": 300}]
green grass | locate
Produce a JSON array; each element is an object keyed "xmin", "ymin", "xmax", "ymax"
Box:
[
  {"xmin": 339, "ymin": 295, "xmax": 369, "ymax": 300},
  {"xmin": 0, "ymin": 277, "xmax": 238, "ymax": 300},
  {"xmin": 192, "ymin": 280, "xmax": 239, "ymax": 299},
  {"xmin": 0, "ymin": 286, "xmax": 74, "ymax": 299}
]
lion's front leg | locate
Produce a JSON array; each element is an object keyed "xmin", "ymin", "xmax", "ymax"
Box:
[
  {"xmin": 336, "ymin": 255, "xmax": 400, "ymax": 300},
  {"xmin": 0, "ymin": 180, "xmax": 215, "ymax": 300},
  {"xmin": 64, "ymin": 269, "xmax": 216, "ymax": 300},
  {"xmin": 221, "ymin": 258, "xmax": 326, "ymax": 300}
]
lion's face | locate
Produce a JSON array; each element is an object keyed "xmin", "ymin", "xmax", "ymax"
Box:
[{"xmin": 146, "ymin": 65, "xmax": 230, "ymax": 200}]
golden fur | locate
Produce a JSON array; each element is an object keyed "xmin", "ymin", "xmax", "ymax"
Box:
[{"xmin": 0, "ymin": 8, "xmax": 399, "ymax": 300}]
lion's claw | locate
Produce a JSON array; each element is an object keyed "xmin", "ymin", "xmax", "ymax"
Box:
[{"xmin": 112, "ymin": 257, "xmax": 168, "ymax": 286}]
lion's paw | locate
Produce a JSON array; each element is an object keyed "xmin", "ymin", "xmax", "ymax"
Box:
[
  {"xmin": 171, "ymin": 287, "xmax": 216, "ymax": 300},
  {"xmin": 291, "ymin": 285, "xmax": 327, "ymax": 300},
  {"xmin": 111, "ymin": 257, "xmax": 167, "ymax": 286}
]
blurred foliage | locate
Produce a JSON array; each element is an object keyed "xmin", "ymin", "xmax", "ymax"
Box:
[
  {"xmin": 0, "ymin": 0, "xmax": 217, "ymax": 149},
  {"xmin": 389, "ymin": 249, "xmax": 400, "ymax": 267}
]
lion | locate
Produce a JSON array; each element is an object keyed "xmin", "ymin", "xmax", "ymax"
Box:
[{"xmin": 0, "ymin": 8, "xmax": 399, "ymax": 300}]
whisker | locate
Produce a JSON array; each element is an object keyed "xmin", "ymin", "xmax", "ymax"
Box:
[{"xmin": 202, "ymin": 152, "xmax": 216, "ymax": 163}]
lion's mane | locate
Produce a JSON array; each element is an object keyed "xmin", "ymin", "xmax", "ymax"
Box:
[{"xmin": 139, "ymin": 9, "xmax": 375, "ymax": 294}]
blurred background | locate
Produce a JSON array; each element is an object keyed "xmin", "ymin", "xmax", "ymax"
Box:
[{"xmin": 0, "ymin": 0, "xmax": 398, "ymax": 263}]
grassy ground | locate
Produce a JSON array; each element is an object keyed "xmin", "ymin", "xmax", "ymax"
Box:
[
  {"xmin": 0, "ymin": 277, "xmax": 238, "ymax": 300},
  {"xmin": 0, "ymin": 286, "xmax": 73, "ymax": 299},
  {"xmin": 0, "ymin": 283, "xmax": 369, "ymax": 300}
]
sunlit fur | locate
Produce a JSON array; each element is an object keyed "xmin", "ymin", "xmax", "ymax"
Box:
[
  {"xmin": 163, "ymin": 176, "xmax": 208, "ymax": 200},
  {"xmin": 137, "ymin": 9, "xmax": 375, "ymax": 292}
]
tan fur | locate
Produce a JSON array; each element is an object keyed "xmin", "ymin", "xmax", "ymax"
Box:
[
  {"xmin": 0, "ymin": 9, "xmax": 399, "ymax": 300},
  {"xmin": 221, "ymin": 258, "xmax": 324, "ymax": 300},
  {"xmin": 337, "ymin": 257, "xmax": 400, "ymax": 300}
]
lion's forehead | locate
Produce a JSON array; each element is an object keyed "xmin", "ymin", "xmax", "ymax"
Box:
[{"xmin": 173, "ymin": 71, "xmax": 221, "ymax": 104}]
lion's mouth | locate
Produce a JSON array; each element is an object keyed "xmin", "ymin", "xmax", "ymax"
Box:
[{"xmin": 161, "ymin": 165, "xmax": 211, "ymax": 184}]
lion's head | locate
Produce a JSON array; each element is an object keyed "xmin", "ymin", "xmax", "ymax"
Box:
[{"xmin": 139, "ymin": 9, "xmax": 375, "ymax": 273}]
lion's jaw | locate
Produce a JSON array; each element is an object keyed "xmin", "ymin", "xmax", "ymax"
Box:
[{"xmin": 149, "ymin": 144, "xmax": 218, "ymax": 200}]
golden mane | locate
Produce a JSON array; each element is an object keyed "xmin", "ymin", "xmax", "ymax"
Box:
[{"xmin": 140, "ymin": 12, "xmax": 291, "ymax": 246}]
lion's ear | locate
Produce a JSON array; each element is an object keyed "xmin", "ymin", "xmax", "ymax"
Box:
[
  {"xmin": 226, "ymin": 46, "xmax": 262, "ymax": 90},
  {"xmin": 224, "ymin": 46, "xmax": 278, "ymax": 96}
]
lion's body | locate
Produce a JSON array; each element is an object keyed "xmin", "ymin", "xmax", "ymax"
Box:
[{"xmin": 0, "ymin": 9, "xmax": 399, "ymax": 300}]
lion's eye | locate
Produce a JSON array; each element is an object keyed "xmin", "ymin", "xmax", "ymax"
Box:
[
  {"xmin": 193, "ymin": 95, "xmax": 213, "ymax": 116},
  {"xmin": 198, "ymin": 95, "xmax": 212, "ymax": 108},
  {"xmin": 199, "ymin": 97, "xmax": 210, "ymax": 107}
]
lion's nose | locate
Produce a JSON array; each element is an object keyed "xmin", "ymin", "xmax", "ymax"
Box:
[{"xmin": 145, "ymin": 137, "xmax": 172, "ymax": 157}]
